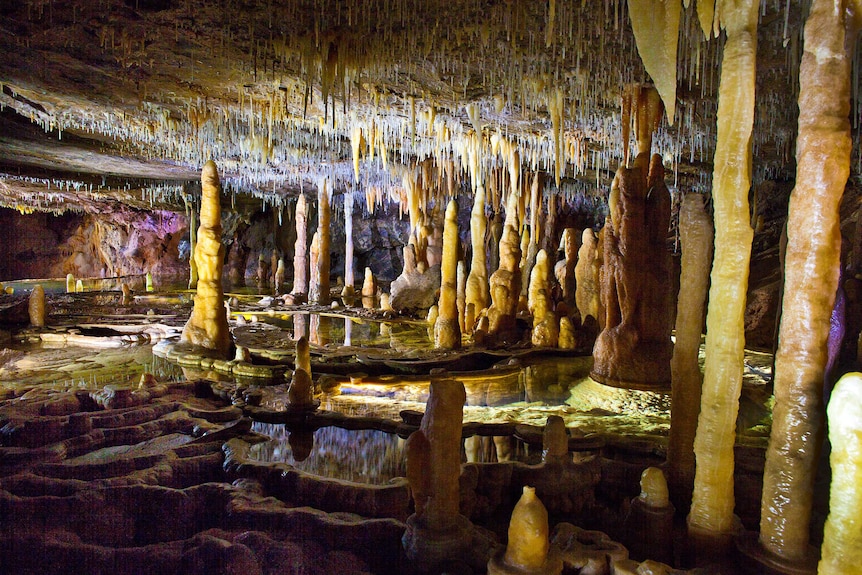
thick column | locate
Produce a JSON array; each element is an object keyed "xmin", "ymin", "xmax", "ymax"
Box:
[
  {"xmin": 181, "ymin": 161, "xmax": 231, "ymax": 357},
  {"xmin": 291, "ymin": 193, "xmax": 309, "ymax": 296},
  {"xmin": 434, "ymin": 200, "xmax": 461, "ymax": 349},
  {"xmin": 310, "ymin": 178, "xmax": 331, "ymax": 304},
  {"xmin": 760, "ymin": 0, "xmax": 853, "ymax": 563}
]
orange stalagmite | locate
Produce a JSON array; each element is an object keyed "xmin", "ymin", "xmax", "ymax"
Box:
[
  {"xmin": 687, "ymin": 0, "xmax": 759, "ymax": 555},
  {"xmin": 760, "ymin": 0, "xmax": 857, "ymax": 563},
  {"xmin": 181, "ymin": 160, "xmax": 231, "ymax": 357}
]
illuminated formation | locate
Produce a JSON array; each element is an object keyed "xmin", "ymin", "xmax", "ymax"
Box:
[
  {"xmin": 0, "ymin": 1, "xmax": 860, "ymax": 574},
  {"xmin": 180, "ymin": 161, "xmax": 231, "ymax": 358}
]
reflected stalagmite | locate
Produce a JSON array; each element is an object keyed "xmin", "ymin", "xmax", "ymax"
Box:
[
  {"xmin": 667, "ymin": 193, "xmax": 713, "ymax": 505},
  {"xmin": 688, "ymin": 0, "xmax": 759, "ymax": 557},
  {"xmin": 180, "ymin": 161, "xmax": 231, "ymax": 357},
  {"xmin": 760, "ymin": 0, "xmax": 856, "ymax": 565}
]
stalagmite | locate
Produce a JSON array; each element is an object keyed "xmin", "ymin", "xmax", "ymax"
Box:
[
  {"xmin": 310, "ymin": 178, "xmax": 331, "ymax": 305},
  {"xmin": 575, "ymin": 229, "xmax": 600, "ymax": 325},
  {"xmin": 181, "ymin": 161, "xmax": 231, "ymax": 357},
  {"xmin": 434, "ymin": 200, "xmax": 461, "ymax": 349},
  {"xmin": 361, "ymin": 267, "xmax": 376, "ymax": 309},
  {"xmin": 760, "ymin": 0, "xmax": 857, "ymax": 565},
  {"xmin": 624, "ymin": 468, "xmax": 674, "ymax": 564},
  {"xmin": 556, "ymin": 228, "xmax": 578, "ymax": 309},
  {"xmin": 466, "ymin": 183, "xmax": 490, "ymax": 318},
  {"xmin": 487, "ymin": 190, "xmax": 523, "ymax": 341},
  {"xmin": 667, "ymin": 193, "xmax": 713, "ymax": 506},
  {"xmin": 488, "ymin": 486, "xmax": 562, "ymax": 575},
  {"xmin": 65, "ymin": 273, "xmax": 75, "ymax": 294},
  {"xmin": 274, "ymin": 258, "xmax": 285, "ymax": 295},
  {"xmin": 542, "ymin": 415, "xmax": 568, "ymax": 462},
  {"xmin": 558, "ymin": 317, "xmax": 577, "ymax": 350},
  {"xmin": 403, "ymin": 372, "xmax": 474, "ymax": 570},
  {"xmin": 688, "ymin": 0, "xmax": 759, "ymax": 556},
  {"xmin": 28, "ymin": 285, "xmax": 45, "ymax": 327},
  {"xmin": 145, "ymin": 272, "xmax": 153, "ymax": 292},
  {"xmin": 817, "ymin": 373, "xmax": 862, "ymax": 575},
  {"xmin": 530, "ymin": 249, "xmax": 558, "ymax": 347},
  {"xmin": 591, "ymin": 152, "xmax": 672, "ymax": 389},
  {"xmin": 308, "ymin": 232, "xmax": 320, "ymax": 303},
  {"xmin": 457, "ymin": 260, "xmax": 467, "ymax": 333},
  {"xmin": 342, "ymin": 191, "xmax": 355, "ymax": 298},
  {"xmin": 291, "ymin": 193, "xmax": 309, "ymax": 296}
]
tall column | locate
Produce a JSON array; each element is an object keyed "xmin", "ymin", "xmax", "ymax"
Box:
[
  {"xmin": 343, "ymin": 191, "xmax": 355, "ymax": 297},
  {"xmin": 181, "ymin": 161, "xmax": 231, "ymax": 357},
  {"xmin": 291, "ymin": 193, "xmax": 309, "ymax": 296},
  {"xmin": 310, "ymin": 178, "xmax": 331, "ymax": 305},
  {"xmin": 687, "ymin": 0, "xmax": 759, "ymax": 559},
  {"xmin": 760, "ymin": 0, "xmax": 852, "ymax": 565}
]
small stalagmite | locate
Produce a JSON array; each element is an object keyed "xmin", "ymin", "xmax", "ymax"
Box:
[
  {"xmin": 488, "ymin": 486, "xmax": 562, "ymax": 575},
  {"xmin": 623, "ymin": 467, "xmax": 674, "ymax": 564},
  {"xmin": 291, "ymin": 193, "xmax": 309, "ymax": 296},
  {"xmin": 434, "ymin": 200, "xmax": 461, "ymax": 349},
  {"xmin": 667, "ymin": 193, "xmax": 713, "ymax": 506},
  {"xmin": 28, "ymin": 285, "xmax": 45, "ymax": 327},
  {"xmin": 65, "ymin": 273, "xmax": 75, "ymax": 294},
  {"xmin": 817, "ymin": 372, "xmax": 862, "ymax": 575},
  {"xmin": 361, "ymin": 267, "xmax": 376, "ymax": 309},
  {"xmin": 273, "ymin": 258, "xmax": 285, "ymax": 295},
  {"xmin": 542, "ymin": 415, "xmax": 568, "ymax": 463},
  {"xmin": 529, "ymin": 249, "xmax": 558, "ymax": 348},
  {"xmin": 556, "ymin": 228, "xmax": 578, "ymax": 308},
  {"xmin": 180, "ymin": 161, "xmax": 231, "ymax": 358}
]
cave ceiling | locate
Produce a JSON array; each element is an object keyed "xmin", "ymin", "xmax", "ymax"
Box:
[{"xmin": 0, "ymin": 0, "xmax": 815, "ymax": 216}]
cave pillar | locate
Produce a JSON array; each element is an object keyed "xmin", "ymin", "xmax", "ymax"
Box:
[
  {"xmin": 756, "ymin": 0, "xmax": 855, "ymax": 568},
  {"xmin": 687, "ymin": 0, "xmax": 759, "ymax": 560},
  {"xmin": 667, "ymin": 193, "xmax": 713, "ymax": 511},
  {"xmin": 342, "ymin": 191, "xmax": 356, "ymax": 298},
  {"xmin": 309, "ymin": 178, "xmax": 331, "ymax": 305},
  {"xmin": 291, "ymin": 193, "xmax": 309, "ymax": 297},
  {"xmin": 434, "ymin": 200, "xmax": 461, "ymax": 349},
  {"xmin": 180, "ymin": 160, "xmax": 231, "ymax": 357}
]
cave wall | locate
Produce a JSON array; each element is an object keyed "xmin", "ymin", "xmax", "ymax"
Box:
[{"xmin": 0, "ymin": 207, "xmax": 189, "ymax": 282}]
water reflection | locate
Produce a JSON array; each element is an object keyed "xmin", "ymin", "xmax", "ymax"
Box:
[{"xmin": 248, "ymin": 423, "xmax": 407, "ymax": 484}]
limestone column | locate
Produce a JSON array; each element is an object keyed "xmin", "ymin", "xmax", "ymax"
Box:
[
  {"xmin": 487, "ymin": 190, "xmax": 523, "ymax": 341},
  {"xmin": 530, "ymin": 249, "xmax": 558, "ymax": 347},
  {"xmin": 342, "ymin": 191, "xmax": 356, "ymax": 298},
  {"xmin": 687, "ymin": 0, "xmax": 759, "ymax": 558},
  {"xmin": 186, "ymin": 195, "xmax": 198, "ymax": 290},
  {"xmin": 291, "ymin": 193, "xmax": 309, "ymax": 296},
  {"xmin": 181, "ymin": 161, "xmax": 231, "ymax": 357},
  {"xmin": 667, "ymin": 193, "xmax": 713, "ymax": 508},
  {"xmin": 466, "ymin": 183, "xmax": 490, "ymax": 317},
  {"xmin": 434, "ymin": 200, "xmax": 461, "ymax": 349},
  {"xmin": 310, "ymin": 178, "xmax": 331, "ymax": 304},
  {"xmin": 760, "ymin": 0, "xmax": 855, "ymax": 565}
]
